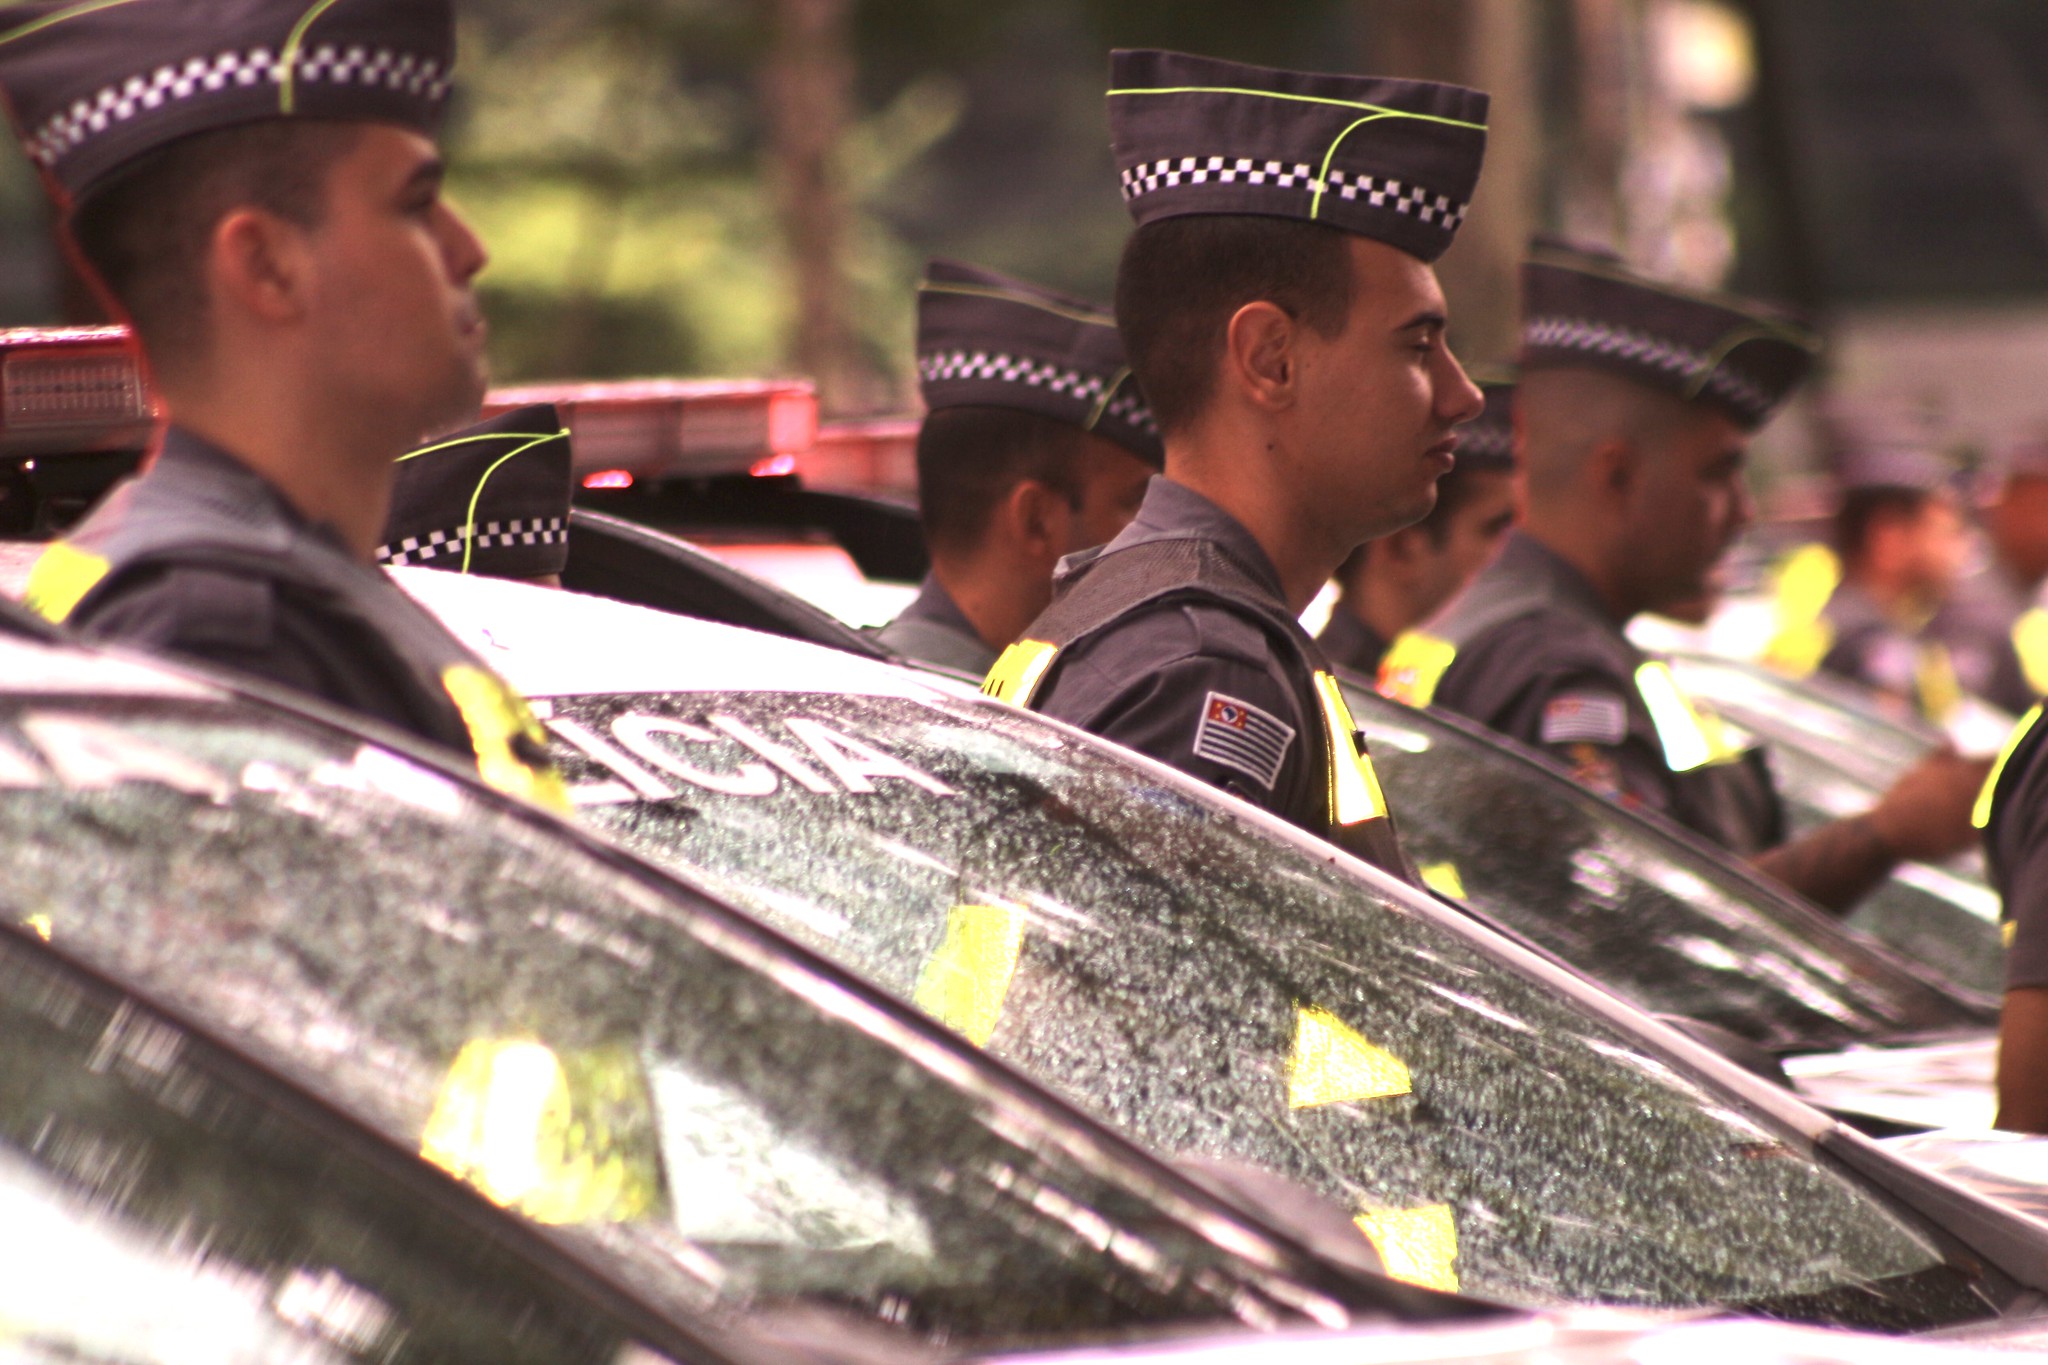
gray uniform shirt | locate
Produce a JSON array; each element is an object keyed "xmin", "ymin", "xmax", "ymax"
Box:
[
  {"xmin": 874, "ymin": 574, "xmax": 998, "ymax": 676},
  {"xmin": 1930, "ymin": 563, "xmax": 2035, "ymax": 716},
  {"xmin": 1026, "ymin": 478, "xmax": 1323, "ymax": 829},
  {"xmin": 1819, "ymin": 580, "xmax": 1925, "ymax": 706}
]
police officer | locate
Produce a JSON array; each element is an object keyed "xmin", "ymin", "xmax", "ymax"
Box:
[
  {"xmin": 1382, "ymin": 241, "xmax": 1986, "ymax": 912},
  {"xmin": 1318, "ymin": 380, "xmax": 1519, "ymax": 677},
  {"xmin": 380, "ymin": 403, "xmax": 573, "ymax": 586},
  {"xmin": 3, "ymin": 0, "xmax": 561, "ymax": 808},
  {"xmin": 1814, "ymin": 442, "xmax": 1969, "ymax": 720},
  {"xmin": 984, "ymin": 50, "xmax": 1489, "ymax": 876},
  {"xmin": 1978, "ymin": 663, "xmax": 2048, "ymax": 1130},
  {"xmin": 1932, "ymin": 437, "xmax": 2048, "ymax": 717},
  {"xmin": 879, "ymin": 260, "xmax": 1160, "ymax": 674}
]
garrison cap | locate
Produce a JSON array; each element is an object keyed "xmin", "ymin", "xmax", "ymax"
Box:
[
  {"xmin": 0, "ymin": 0, "xmax": 454, "ymax": 203},
  {"xmin": 1824, "ymin": 403, "xmax": 1957, "ymax": 495},
  {"xmin": 378, "ymin": 404, "xmax": 572, "ymax": 580},
  {"xmin": 916, "ymin": 259, "xmax": 1163, "ymax": 466},
  {"xmin": 1454, "ymin": 379, "xmax": 1517, "ymax": 472},
  {"xmin": 1519, "ymin": 240, "xmax": 1817, "ymax": 430},
  {"xmin": 1106, "ymin": 49, "xmax": 1488, "ymax": 264}
]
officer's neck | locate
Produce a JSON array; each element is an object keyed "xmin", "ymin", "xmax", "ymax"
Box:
[
  {"xmin": 1517, "ymin": 515, "xmax": 1640, "ymax": 624},
  {"xmin": 157, "ymin": 377, "xmax": 402, "ymax": 564},
  {"xmin": 1159, "ymin": 461, "xmax": 1343, "ymax": 615}
]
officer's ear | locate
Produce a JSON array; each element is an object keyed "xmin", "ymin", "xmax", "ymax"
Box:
[
  {"xmin": 1223, "ymin": 301, "xmax": 1299, "ymax": 412},
  {"xmin": 1588, "ymin": 436, "xmax": 1639, "ymax": 504},
  {"xmin": 1004, "ymin": 478, "xmax": 1073, "ymax": 558},
  {"xmin": 208, "ymin": 207, "xmax": 316, "ymax": 327}
]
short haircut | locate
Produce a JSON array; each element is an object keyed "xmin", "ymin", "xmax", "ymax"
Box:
[
  {"xmin": 1834, "ymin": 486, "xmax": 1933, "ymax": 565},
  {"xmin": 1114, "ymin": 215, "xmax": 1355, "ymax": 434},
  {"xmin": 1516, "ymin": 367, "xmax": 1695, "ymax": 501},
  {"xmin": 68, "ymin": 120, "xmax": 364, "ymax": 364},
  {"xmin": 916, "ymin": 405, "xmax": 1086, "ymax": 557}
]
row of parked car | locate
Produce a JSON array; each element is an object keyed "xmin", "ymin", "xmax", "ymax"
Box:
[{"xmin": 0, "ymin": 337, "xmax": 2044, "ymax": 1362}]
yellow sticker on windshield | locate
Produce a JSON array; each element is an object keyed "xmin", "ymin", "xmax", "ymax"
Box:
[
  {"xmin": 1355, "ymin": 1204, "xmax": 1459, "ymax": 1292},
  {"xmin": 420, "ymin": 1038, "xmax": 664, "ymax": 1225},
  {"xmin": 913, "ymin": 903, "xmax": 1026, "ymax": 1047},
  {"xmin": 1418, "ymin": 862, "xmax": 1466, "ymax": 900},
  {"xmin": 1287, "ymin": 1005, "xmax": 1411, "ymax": 1108}
]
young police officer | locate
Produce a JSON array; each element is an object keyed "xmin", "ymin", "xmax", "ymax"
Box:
[
  {"xmin": 1382, "ymin": 242, "xmax": 1985, "ymax": 912},
  {"xmin": 3, "ymin": 0, "xmax": 560, "ymax": 807},
  {"xmin": 984, "ymin": 51, "xmax": 1488, "ymax": 877},
  {"xmin": 880, "ymin": 260, "xmax": 1160, "ymax": 674}
]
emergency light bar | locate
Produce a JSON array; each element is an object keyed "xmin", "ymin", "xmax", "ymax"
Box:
[
  {"xmin": 801, "ymin": 417, "xmax": 917, "ymax": 499},
  {"xmin": 0, "ymin": 326, "xmax": 152, "ymax": 457},
  {"xmin": 484, "ymin": 379, "xmax": 819, "ymax": 483}
]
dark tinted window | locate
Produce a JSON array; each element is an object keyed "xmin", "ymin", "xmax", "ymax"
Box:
[
  {"xmin": 538, "ymin": 688, "xmax": 2000, "ymax": 1329},
  {"xmin": 1343, "ymin": 685, "xmax": 1990, "ymax": 1049},
  {"xmin": 0, "ymin": 694, "xmax": 1341, "ymax": 1354}
]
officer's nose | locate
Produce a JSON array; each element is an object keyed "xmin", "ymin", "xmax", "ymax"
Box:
[
  {"xmin": 1438, "ymin": 348, "xmax": 1485, "ymax": 427},
  {"xmin": 439, "ymin": 202, "xmax": 489, "ymax": 286}
]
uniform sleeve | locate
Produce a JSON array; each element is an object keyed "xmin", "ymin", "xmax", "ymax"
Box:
[
  {"xmin": 1035, "ymin": 604, "xmax": 1314, "ymax": 821},
  {"xmin": 1998, "ymin": 741, "xmax": 2048, "ymax": 991},
  {"xmin": 1438, "ymin": 620, "xmax": 1681, "ymax": 821},
  {"xmin": 72, "ymin": 566, "xmax": 428, "ymax": 736}
]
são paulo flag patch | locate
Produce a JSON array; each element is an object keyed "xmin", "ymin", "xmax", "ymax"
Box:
[{"xmin": 1192, "ymin": 691, "xmax": 1295, "ymax": 790}]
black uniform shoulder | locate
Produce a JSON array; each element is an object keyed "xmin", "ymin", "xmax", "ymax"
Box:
[
  {"xmin": 1437, "ymin": 603, "xmax": 1636, "ymax": 721},
  {"xmin": 1993, "ymin": 718, "xmax": 2048, "ymax": 990},
  {"xmin": 73, "ymin": 563, "xmax": 278, "ymax": 654}
]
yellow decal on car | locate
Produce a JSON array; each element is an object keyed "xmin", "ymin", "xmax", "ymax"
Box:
[
  {"xmin": 420, "ymin": 1038, "xmax": 665, "ymax": 1226},
  {"xmin": 441, "ymin": 664, "xmax": 571, "ymax": 813},
  {"xmin": 1288, "ymin": 1005, "xmax": 1411, "ymax": 1109},
  {"xmin": 21, "ymin": 541, "xmax": 110, "ymax": 624},
  {"xmin": 913, "ymin": 902, "xmax": 1027, "ymax": 1047},
  {"xmin": 1355, "ymin": 1204, "xmax": 1460, "ymax": 1292}
]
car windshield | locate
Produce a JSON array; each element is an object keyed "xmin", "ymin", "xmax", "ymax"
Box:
[
  {"xmin": 0, "ymin": 686, "xmax": 1357, "ymax": 1354},
  {"xmin": 0, "ymin": 929, "xmax": 695, "ymax": 1365},
  {"xmin": 539, "ymin": 685, "xmax": 2004, "ymax": 1330},
  {"xmin": 1336, "ymin": 683, "xmax": 1991, "ymax": 1051}
]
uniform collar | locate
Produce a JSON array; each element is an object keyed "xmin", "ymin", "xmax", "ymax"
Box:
[
  {"xmin": 1496, "ymin": 531, "xmax": 1626, "ymax": 628},
  {"xmin": 902, "ymin": 573, "xmax": 981, "ymax": 639},
  {"xmin": 1060, "ymin": 476, "xmax": 1289, "ymax": 603},
  {"xmin": 154, "ymin": 425, "xmax": 353, "ymax": 555}
]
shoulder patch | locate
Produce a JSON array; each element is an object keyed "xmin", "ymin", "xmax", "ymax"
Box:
[
  {"xmin": 1191, "ymin": 690, "xmax": 1296, "ymax": 791},
  {"xmin": 1539, "ymin": 690, "xmax": 1629, "ymax": 746}
]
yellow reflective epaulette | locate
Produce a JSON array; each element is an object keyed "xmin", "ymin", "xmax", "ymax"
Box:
[
  {"xmin": 982, "ymin": 638, "xmax": 1059, "ymax": 706},
  {"xmin": 1974, "ymin": 703, "xmax": 2042, "ymax": 831},
  {"xmin": 1633, "ymin": 660, "xmax": 1738, "ymax": 773},
  {"xmin": 440, "ymin": 664, "xmax": 571, "ymax": 813},
  {"xmin": 1377, "ymin": 632, "xmax": 1456, "ymax": 707},
  {"xmin": 1763, "ymin": 542, "xmax": 1840, "ymax": 678},
  {"xmin": 1915, "ymin": 642, "xmax": 1962, "ymax": 723},
  {"xmin": 22, "ymin": 541, "xmax": 111, "ymax": 624},
  {"xmin": 1312, "ymin": 670, "xmax": 1389, "ymax": 827},
  {"xmin": 2014, "ymin": 610, "xmax": 2048, "ymax": 698}
]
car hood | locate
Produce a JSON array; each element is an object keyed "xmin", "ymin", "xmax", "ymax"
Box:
[
  {"xmin": 1878, "ymin": 1129, "xmax": 2048, "ymax": 1229},
  {"xmin": 1784, "ymin": 1035, "xmax": 1998, "ymax": 1134},
  {"xmin": 982, "ymin": 1306, "xmax": 2048, "ymax": 1364}
]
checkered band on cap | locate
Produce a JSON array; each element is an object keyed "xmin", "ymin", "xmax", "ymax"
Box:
[
  {"xmin": 1452, "ymin": 383, "xmax": 1516, "ymax": 469},
  {"xmin": 916, "ymin": 259, "xmax": 1163, "ymax": 466},
  {"xmin": 377, "ymin": 517, "xmax": 568, "ymax": 568},
  {"xmin": 0, "ymin": 0, "xmax": 455, "ymax": 201},
  {"xmin": 1517, "ymin": 244, "xmax": 1816, "ymax": 430},
  {"xmin": 1108, "ymin": 49, "xmax": 1487, "ymax": 263}
]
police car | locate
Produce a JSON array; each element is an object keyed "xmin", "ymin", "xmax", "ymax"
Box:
[
  {"xmin": 17, "ymin": 603, "xmax": 2047, "ymax": 1364},
  {"xmin": 0, "ymin": 612, "xmax": 1536, "ymax": 1359},
  {"xmin": 390, "ymin": 566, "xmax": 2048, "ymax": 1335}
]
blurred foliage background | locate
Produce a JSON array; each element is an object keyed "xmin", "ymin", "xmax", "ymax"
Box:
[{"xmin": 8, "ymin": 0, "xmax": 2048, "ymax": 457}]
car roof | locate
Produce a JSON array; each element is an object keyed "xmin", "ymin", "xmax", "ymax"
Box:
[{"xmin": 395, "ymin": 565, "xmax": 969, "ymax": 701}]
